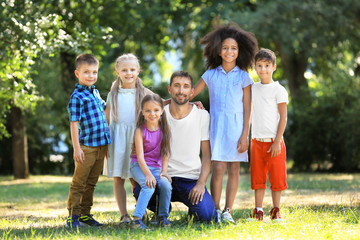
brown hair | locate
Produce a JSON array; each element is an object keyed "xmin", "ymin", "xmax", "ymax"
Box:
[
  {"xmin": 170, "ymin": 71, "xmax": 193, "ymax": 87},
  {"xmin": 135, "ymin": 94, "xmax": 171, "ymax": 158},
  {"xmin": 75, "ymin": 53, "xmax": 99, "ymax": 69},
  {"xmin": 255, "ymin": 48, "xmax": 276, "ymax": 65}
]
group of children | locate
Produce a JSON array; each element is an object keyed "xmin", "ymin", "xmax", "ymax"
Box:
[{"xmin": 66, "ymin": 22, "xmax": 288, "ymax": 228}]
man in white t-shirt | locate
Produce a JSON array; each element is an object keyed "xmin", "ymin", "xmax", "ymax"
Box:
[{"xmin": 133, "ymin": 71, "xmax": 217, "ymax": 222}]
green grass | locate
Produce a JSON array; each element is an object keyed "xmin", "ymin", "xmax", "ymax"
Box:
[{"xmin": 1, "ymin": 174, "xmax": 359, "ymax": 239}]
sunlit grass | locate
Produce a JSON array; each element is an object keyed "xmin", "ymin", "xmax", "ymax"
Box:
[{"xmin": 1, "ymin": 174, "xmax": 359, "ymax": 239}]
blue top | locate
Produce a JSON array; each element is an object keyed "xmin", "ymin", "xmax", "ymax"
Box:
[
  {"xmin": 131, "ymin": 126, "xmax": 162, "ymax": 169},
  {"xmin": 201, "ymin": 66, "xmax": 253, "ymax": 162},
  {"xmin": 67, "ymin": 83, "xmax": 111, "ymax": 147}
]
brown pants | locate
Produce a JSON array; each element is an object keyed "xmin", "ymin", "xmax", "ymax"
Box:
[{"xmin": 67, "ymin": 145, "xmax": 108, "ymax": 216}]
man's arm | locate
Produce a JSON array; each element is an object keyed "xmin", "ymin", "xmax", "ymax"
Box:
[{"xmin": 188, "ymin": 140, "xmax": 211, "ymax": 205}]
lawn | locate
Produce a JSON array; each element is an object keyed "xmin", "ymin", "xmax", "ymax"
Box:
[{"xmin": 0, "ymin": 173, "xmax": 359, "ymax": 239}]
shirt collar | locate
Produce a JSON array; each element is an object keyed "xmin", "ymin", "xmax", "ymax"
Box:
[
  {"xmin": 216, "ymin": 65, "xmax": 240, "ymax": 74},
  {"xmin": 76, "ymin": 83, "xmax": 95, "ymax": 92}
]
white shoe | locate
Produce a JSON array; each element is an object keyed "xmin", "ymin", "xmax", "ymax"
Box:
[
  {"xmin": 216, "ymin": 209, "xmax": 222, "ymax": 223},
  {"xmin": 221, "ymin": 208, "xmax": 235, "ymax": 223}
]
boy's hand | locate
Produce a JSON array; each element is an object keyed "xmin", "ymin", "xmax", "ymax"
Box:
[
  {"xmin": 268, "ymin": 142, "xmax": 281, "ymax": 158},
  {"xmin": 145, "ymin": 173, "xmax": 157, "ymax": 189},
  {"xmin": 160, "ymin": 172, "xmax": 172, "ymax": 183},
  {"xmin": 73, "ymin": 148, "xmax": 85, "ymax": 163},
  {"xmin": 237, "ymin": 135, "xmax": 249, "ymax": 153}
]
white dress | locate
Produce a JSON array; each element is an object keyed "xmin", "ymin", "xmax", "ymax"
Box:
[
  {"xmin": 202, "ymin": 66, "xmax": 254, "ymax": 162},
  {"xmin": 103, "ymin": 88, "xmax": 136, "ymax": 178}
]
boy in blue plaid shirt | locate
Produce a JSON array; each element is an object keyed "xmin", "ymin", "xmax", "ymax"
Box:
[{"xmin": 66, "ymin": 53, "xmax": 111, "ymax": 228}]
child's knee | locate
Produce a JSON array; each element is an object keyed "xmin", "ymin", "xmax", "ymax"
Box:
[
  {"xmin": 159, "ymin": 178, "xmax": 172, "ymax": 192},
  {"xmin": 141, "ymin": 186, "xmax": 156, "ymax": 195},
  {"xmin": 212, "ymin": 161, "xmax": 227, "ymax": 173},
  {"xmin": 228, "ymin": 162, "xmax": 240, "ymax": 171}
]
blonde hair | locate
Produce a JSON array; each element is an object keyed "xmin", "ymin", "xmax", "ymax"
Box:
[
  {"xmin": 135, "ymin": 94, "xmax": 171, "ymax": 158},
  {"xmin": 108, "ymin": 53, "xmax": 147, "ymax": 122}
]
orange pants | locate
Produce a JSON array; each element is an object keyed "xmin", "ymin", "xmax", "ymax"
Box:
[{"xmin": 250, "ymin": 139, "xmax": 287, "ymax": 191}]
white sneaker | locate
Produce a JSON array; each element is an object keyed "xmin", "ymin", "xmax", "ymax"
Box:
[
  {"xmin": 221, "ymin": 208, "xmax": 235, "ymax": 223},
  {"xmin": 216, "ymin": 209, "xmax": 222, "ymax": 223}
]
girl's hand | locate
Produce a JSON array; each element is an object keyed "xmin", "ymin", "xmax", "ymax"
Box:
[
  {"xmin": 193, "ymin": 101, "xmax": 205, "ymax": 110},
  {"xmin": 268, "ymin": 142, "xmax": 281, "ymax": 158},
  {"xmin": 237, "ymin": 135, "xmax": 249, "ymax": 153},
  {"xmin": 160, "ymin": 172, "xmax": 172, "ymax": 183},
  {"xmin": 145, "ymin": 174, "xmax": 157, "ymax": 188}
]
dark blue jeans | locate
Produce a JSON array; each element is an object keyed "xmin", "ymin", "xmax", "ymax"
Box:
[{"xmin": 133, "ymin": 177, "xmax": 217, "ymax": 222}]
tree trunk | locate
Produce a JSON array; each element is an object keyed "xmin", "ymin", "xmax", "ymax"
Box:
[
  {"xmin": 60, "ymin": 51, "xmax": 77, "ymax": 174},
  {"xmin": 11, "ymin": 105, "xmax": 29, "ymax": 179},
  {"xmin": 274, "ymin": 42, "xmax": 312, "ymax": 170},
  {"xmin": 60, "ymin": 51, "xmax": 77, "ymax": 95},
  {"xmin": 274, "ymin": 42, "xmax": 309, "ymax": 102}
]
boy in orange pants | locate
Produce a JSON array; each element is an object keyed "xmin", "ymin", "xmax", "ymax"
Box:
[{"xmin": 248, "ymin": 48, "xmax": 288, "ymax": 221}]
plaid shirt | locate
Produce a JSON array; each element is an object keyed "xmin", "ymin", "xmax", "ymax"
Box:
[{"xmin": 67, "ymin": 84, "xmax": 111, "ymax": 147}]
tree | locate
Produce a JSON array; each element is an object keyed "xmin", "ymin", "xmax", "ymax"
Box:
[
  {"xmin": 170, "ymin": 0, "xmax": 360, "ymax": 171},
  {"xmin": 232, "ymin": 0, "xmax": 360, "ymax": 170},
  {"xmin": 13, "ymin": 0, "xmax": 213, "ymax": 174},
  {"xmin": 0, "ymin": 1, "xmax": 70, "ymax": 178}
]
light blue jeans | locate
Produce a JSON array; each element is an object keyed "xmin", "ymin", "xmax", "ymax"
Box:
[{"xmin": 130, "ymin": 162, "xmax": 172, "ymax": 218}]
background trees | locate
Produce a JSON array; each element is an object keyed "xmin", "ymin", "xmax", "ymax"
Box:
[
  {"xmin": 233, "ymin": 0, "xmax": 360, "ymax": 171},
  {"xmin": 1, "ymin": 0, "xmax": 359, "ymax": 177}
]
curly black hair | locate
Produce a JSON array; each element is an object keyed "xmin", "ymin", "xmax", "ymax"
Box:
[{"xmin": 200, "ymin": 23, "xmax": 258, "ymax": 72}]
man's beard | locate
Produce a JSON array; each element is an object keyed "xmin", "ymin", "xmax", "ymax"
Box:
[{"xmin": 172, "ymin": 94, "xmax": 190, "ymax": 105}]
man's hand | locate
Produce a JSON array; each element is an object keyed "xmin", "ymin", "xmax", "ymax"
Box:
[{"xmin": 188, "ymin": 183, "xmax": 205, "ymax": 205}]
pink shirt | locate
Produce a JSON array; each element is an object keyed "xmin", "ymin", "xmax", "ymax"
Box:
[{"xmin": 131, "ymin": 126, "xmax": 162, "ymax": 168}]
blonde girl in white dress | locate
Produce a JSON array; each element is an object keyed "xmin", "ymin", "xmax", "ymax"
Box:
[{"xmin": 104, "ymin": 53, "xmax": 153, "ymax": 223}]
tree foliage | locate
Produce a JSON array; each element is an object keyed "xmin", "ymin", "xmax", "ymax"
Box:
[
  {"xmin": 231, "ymin": 0, "xmax": 360, "ymax": 171},
  {"xmin": 1, "ymin": 0, "xmax": 360, "ymax": 174},
  {"xmin": 0, "ymin": 0, "xmax": 73, "ymax": 138}
]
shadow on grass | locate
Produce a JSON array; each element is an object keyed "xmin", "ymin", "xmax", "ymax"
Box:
[
  {"xmin": 1, "ymin": 206, "xmax": 359, "ymax": 239},
  {"xmin": 1, "ymin": 210, "xmax": 225, "ymax": 239},
  {"xmin": 0, "ymin": 180, "xmax": 131, "ymax": 203}
]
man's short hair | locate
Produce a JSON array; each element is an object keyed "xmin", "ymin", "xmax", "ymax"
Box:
[
  {"xmin": 170, "ymin": 71, "xmax": 193, "ymax": 87},
  {"xmin": 255, "ymin": 48, "xmax": 276, "ymax": 65},
  {"xmin": 75, "ymin": 53, "xmax": 99, "ymax": 69}
]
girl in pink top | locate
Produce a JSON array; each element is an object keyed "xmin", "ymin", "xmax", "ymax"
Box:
[{"xmin": 130, "ymin": 94, "xmax": 172, "ymax": 229}]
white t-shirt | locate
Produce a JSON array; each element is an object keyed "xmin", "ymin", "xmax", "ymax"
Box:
[
  {"xmin": 251, "ymin": 81, "xmax": 288, "ymax": 138},
  {"xmin": 165, "ymin": 104, "xmax": 210, "ymax": 179}
]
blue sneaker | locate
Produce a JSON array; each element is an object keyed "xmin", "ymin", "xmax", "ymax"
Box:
[
  {"xmin": 79, "ymin": 214, "xmax": 103, "ymax": 227},
  {"xmin": 130, "ymin": 219, "xmax": 149, "ymax": 230},
  {"xmin": 158, "ymin": 216, "xmax": 171, "ymax": 227},
  {"xmin": 66, "ymin": 215, "xmax": 82, "ymax": 228}
]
